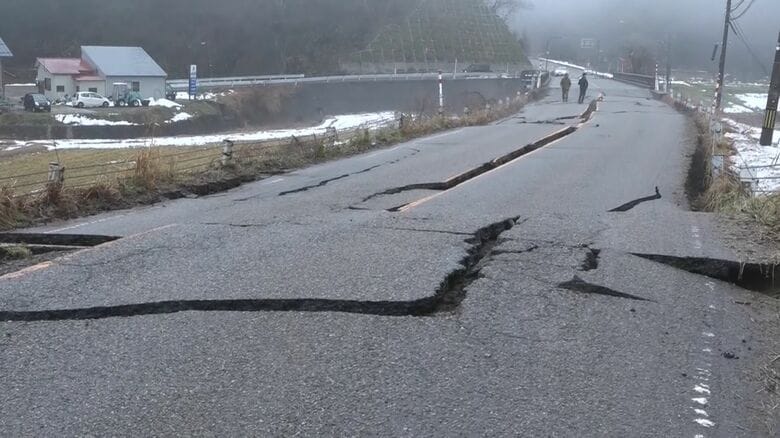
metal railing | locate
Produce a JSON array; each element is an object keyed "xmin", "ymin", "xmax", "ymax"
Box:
[
  {"xmin": 167, "ymin": 72, "xmax": 525, "ymax": 91},
  {"xmin": 611, "ymin": 72, "xmax": 656, "ymax": 89}
]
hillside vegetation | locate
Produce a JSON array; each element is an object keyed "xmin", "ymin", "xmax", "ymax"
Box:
[{"xmin": 0, "ymin": 0, "xmax": 528, "ymax": 80}]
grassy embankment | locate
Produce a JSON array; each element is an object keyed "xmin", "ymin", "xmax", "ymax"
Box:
[{"xmin": 680, "ymin": 98, "xmax": 780, "ymax": 239}]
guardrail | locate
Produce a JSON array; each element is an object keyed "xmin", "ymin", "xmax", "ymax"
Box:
[
  {"xmin": 611, "ymin": 72, "xmax": 655, "ymax": 89},
  {"xmin": 167, "ymin": 72, "xmax": 525, "ymax": 91},
  {"xmin": 166, "ymin": 74, "xmax": 305, "ymax": 91}
]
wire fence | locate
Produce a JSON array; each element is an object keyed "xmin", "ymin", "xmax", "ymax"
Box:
[
  {"xmin": 0, "ymin": 124, "xmax": 375, "ymax": 199},
  {"xmin": 671, "ymin": 88, "xmax": 780, "ymax": 194}
]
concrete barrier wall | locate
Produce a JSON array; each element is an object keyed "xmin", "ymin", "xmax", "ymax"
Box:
[{"xmin": 274, "ymin": 77, "xmax": 529, "ymax": 124}]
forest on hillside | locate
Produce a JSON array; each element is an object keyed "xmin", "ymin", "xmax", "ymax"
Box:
[{"xmin": 0, "ymin": 0, "xmax": 527, "ymax": 80}]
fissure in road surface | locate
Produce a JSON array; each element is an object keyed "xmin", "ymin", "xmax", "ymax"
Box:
[
  {"xmin": 0, "ymin": 218, "xmax": 520, "ymax": 322},
  {"xmin": 558, "ymin": 275, "xmax": 651, "ymax": 301},
  {"xmin": 633, "ymin": 253, "xmax": 780, "ymax": 295},
  {"xmin": 278, "ymin": 148, "xmax": 420, "ymax": 197},
  {"xmin": 609, "ymin": 187, "xmax": 662, "ymax": 212},
  {"xmin": 361, "ymin": 100, "xmax": 599, "ymax": 211},
  {"xmin": 580, "ymin": 248, "xmax": 601, "ymax": 271},
  {"xmin": 0, "ymin": 233, "xmax": 120, "ymax": 247},
  {"xmin": 362, "ymin": 126, "xmax": 578, "ymax": 208}
]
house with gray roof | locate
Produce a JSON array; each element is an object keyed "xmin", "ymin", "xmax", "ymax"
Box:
[
  {"xmin": 0, "ymin": 37, "xmax": 13, "ymax": 99},
  {"xmin": 36, "ymin": 46, "xmax": 166, "ymax": 101}
]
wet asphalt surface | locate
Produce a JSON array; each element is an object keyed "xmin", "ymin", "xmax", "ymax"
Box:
[{"xmin": 1, "ymin": 77, "xmax": 779, "ymax": 436}]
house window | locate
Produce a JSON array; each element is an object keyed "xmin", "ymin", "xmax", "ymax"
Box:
[
  {"xmin": 56, "ymin": 85, "xmax": 65, "ymax": 93},
  {"xmin": 44, "ymin": 78, "xmax": 51, "ymax": 91},
  {"xmin": 88, "ymin": 87, "xmax": 98, "ymax": 93},
  {"xmin": 131, "ymin": 81, "xmax": 140, "ymax": 92}
]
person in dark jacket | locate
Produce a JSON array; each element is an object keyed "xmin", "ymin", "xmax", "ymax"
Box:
[
  {"xmin": 560, "ymin": 73, "xmax": 571, "ymax": 102},
  {"xmin": 578, "ymin": 73, "xmax": 589, "ymax": 104}
]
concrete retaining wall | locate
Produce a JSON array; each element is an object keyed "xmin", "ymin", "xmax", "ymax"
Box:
[{"xmin": 273, "ymin": 77, "xmax": 529, "ymax": 124}]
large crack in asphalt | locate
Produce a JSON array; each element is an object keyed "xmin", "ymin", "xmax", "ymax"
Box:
[
  {"xmin": 361, "ymin": 126, "xmax": 578, "ymax": 208},
  {"xmin": 360, "ymin": 100, "xmax": 600, "ymax": 211},
  {"xmin": 608, "ymin": 187, "xmax": 662, "ymax": 212},
  {"xmin": 0, "ymin": 217, "xmax": 520, "ymax": 322},
  {"xmin": 632, "ymin": 253, "xmax": 780, "ymax": 295},
  {"xmin": 276, "ymin": 148, "xmax": 420, "ymax": 197},
  {"xmin": 558, "ymin": 275, "xmax": 652, "ymax": 301},
  {"xmin": 0, "ymin": 233, "xmax": 120, "ymax": 247},
  {"xmin": 278, "ymin": 173, "xmax": 354, "ymax": 196}
]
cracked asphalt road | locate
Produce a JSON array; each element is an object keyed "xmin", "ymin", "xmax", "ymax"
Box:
[{"xmin": 2, "ymin": 76, "xmax": 779, "ymax": 437}]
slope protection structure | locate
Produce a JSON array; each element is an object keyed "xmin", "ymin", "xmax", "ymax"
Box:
[{"xmin": 342, "ymin": 0, "xmax": 531, "ymax": 74}]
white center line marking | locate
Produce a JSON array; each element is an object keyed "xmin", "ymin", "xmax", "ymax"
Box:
[{"xmin": 694, "ymin": 385, "xmax": 711, "ymax": 395}]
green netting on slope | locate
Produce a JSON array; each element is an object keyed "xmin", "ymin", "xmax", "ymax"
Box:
[{"xmin": 354, "ymin": 0, "xmax": 529, "ymax": 66}]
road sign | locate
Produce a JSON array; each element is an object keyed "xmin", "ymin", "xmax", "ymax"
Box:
[
  {"xmin": 581, "ymin": 38, "xmax": 597, "ymax": 50},
  {"xmin": 189, "ymin": 64, "xmax": 198, "ymax": 98}
]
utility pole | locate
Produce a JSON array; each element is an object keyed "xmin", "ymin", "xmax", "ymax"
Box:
[
  {"xmin": 759, "ymin": 31, "xmax": 780, "ymax": 146},
  {"xmin": 666, "ymin": 34, "xmax": 672, "ymax": 94},
  {"xmin": 715, "ymin": 0, "xmax": 732, "ymax": 112}
]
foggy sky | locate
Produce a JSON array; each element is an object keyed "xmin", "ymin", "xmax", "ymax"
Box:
[{"xmin": 509, "ymin": 0, "xmax": 779, "ymax": 79}]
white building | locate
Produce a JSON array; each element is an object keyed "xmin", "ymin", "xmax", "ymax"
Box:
[{"xmin": 36, "ymin": 46, "xmax": 167, "ymax": 101}]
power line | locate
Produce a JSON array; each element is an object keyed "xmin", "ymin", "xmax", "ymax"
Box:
[
  {"xmin": 731, "ymin": 0, "xmax": 747, "ymax": 11},
  {"xmin": 732, "ymin": 0, "xmax": 757, "ymax": 19},
  {"xmin": 730, "ymin": 20, "xmax": 770, "ymax": 76}
]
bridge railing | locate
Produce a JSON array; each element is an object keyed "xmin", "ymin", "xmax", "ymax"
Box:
[
  {"xmin": 611, "ymin": 72, "xmax": 655, "ymax": 89},
  {"xmin": 167, "ymin": 72, "xmax": 526, "ymax": 92}
]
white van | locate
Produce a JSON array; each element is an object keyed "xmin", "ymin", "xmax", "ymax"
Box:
[{"xmin": 72, "ymin": 91, "xmax": 111, "ymax": 108}]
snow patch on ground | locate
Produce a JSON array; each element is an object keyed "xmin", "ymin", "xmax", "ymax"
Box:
[
  {"xmin": 724, "ymin": 118, "xmax": 780, "ymax": 192},
  {"xmin": 55, "ymin": 114, "xmax": 138, "ymax": 126},
  {"xmin": 539, "ymin": 58, "xmax": 614, "ymax": 79},
  {"xmin": 174, "ymin": 90, "xmax": 234, "ymax": 101},
  {"xmin": 733, "ymin": 93, "xmax": 774, "ymax": 112},
  {"xmin": 12, "ymin": 112, "xmax": 397, "ymax": 150},
  {"xmin": 148, "ymin": 98, "xmax": 181, "ymax": 108},
  {"xmin": 723, "ymin": 104, "xmax": 754, "ymax": 114},
  {"xmin": 167, "ymin": 112, "xmax": 193, "ymax": 123}
]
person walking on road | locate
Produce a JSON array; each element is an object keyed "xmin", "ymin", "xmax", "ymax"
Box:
[
  {"xmin": 578, "ymin": 73, "xmax": 589, "ymax": 104},
  {"xmin": 560, "ymin": 73, "xmax": 571, "ymax": 102}
]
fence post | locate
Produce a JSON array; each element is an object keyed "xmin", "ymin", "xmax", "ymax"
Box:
[
  {"xmin": 326, "ymin": 127, "xmax": 338, "ymax": 147},
  {"xmin": 221, "ymin": 139, "xmax": 234, "ymax": 166},
  {"xmin": 48, "ymin": 162, "xmax": 64, "ymax": 188}
]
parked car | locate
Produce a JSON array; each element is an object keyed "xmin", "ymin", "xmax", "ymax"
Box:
[
  {"xmin": 72, "ymin": 91, "xmax": 111, "ymax": 108},
  {"xmin": 23, "ymin": 93, "xmax": 52, "ymax": 112},
  {"xmin": 552, "ymin": 68, "xmax": 569, "ymax": 77}
]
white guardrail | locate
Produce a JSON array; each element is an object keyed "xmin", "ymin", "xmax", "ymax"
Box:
[{"xmin": 166, "ymin": 72, "xmax": 525, "ymax": 91}]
